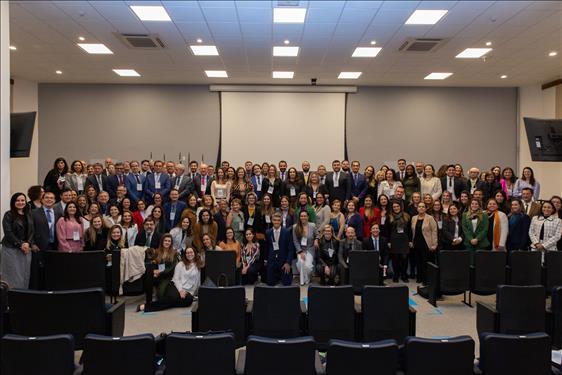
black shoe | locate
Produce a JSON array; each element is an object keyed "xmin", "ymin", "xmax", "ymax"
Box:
[
  {"xmin": 401, "ymin": 276, "xmax": 409, "ymax": 283},
  {"xmin": 416, "ymin": 278, "xmax": 422, "ymax": 283},
  {"xmin": 393, "ymin": 277, "xmax": 399, "ymax": 283}
]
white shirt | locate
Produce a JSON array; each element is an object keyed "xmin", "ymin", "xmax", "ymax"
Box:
[{"xmin": 172, "ymin": 262, "xmax": 201, "ymax": 295}]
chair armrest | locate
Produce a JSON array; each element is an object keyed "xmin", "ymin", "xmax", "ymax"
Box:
[
  {"xmin": 427, "ymin": 262, "xmax": 439, "ymax": 307},
  {"xmin": 469, "ymin": 265, "xmax": 475, "ymax": 290},
  {"xmin": 73, "ymin": 364, "xmax": 83, "ymax": 375},
  {"xmin": 300, "ymin": 301, "xmax": 308, "ymax": 336},
  {"xmin": 105, "ymin": 300, "xmax": 125, "ymax": 337},
  {"xmin": 235, "ymin": 349, "xmax": 246, "ymax": 375},
  {"xmin": 408, "ymin": 307, "xmax": 417, "ymax": 336},
  {"xmin": 473, "ymin": 360, "xmax": 483, "ymax": 375},
  {"xmin": 315, "ymin": 351, "xmax": 326, "ymax": 375},
  {"xmin": 476, "ymin": 302, "xmax": 498, "ymax": 335},
  {"xmin": 191, "ymin": 302, "xmax": 199, "ymax": 332},
  {"xmin": 246, "ymin": 301, "xmax": 253, "ymax": 313}
]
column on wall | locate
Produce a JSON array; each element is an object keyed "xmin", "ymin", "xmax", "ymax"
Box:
[{"xmin": 0, "ymin": 2, "xmax": 11, "ymax": 218}]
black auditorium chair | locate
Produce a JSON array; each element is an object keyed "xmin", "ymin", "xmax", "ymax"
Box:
[
  {"xmin": 205, "ymin": 250, "xmax": 237, "ymax": 286},
  {"xmin": 544, "ymin": 251, "xmax": 562, "ymax": 292},
  {"xmin": 477, "ymin": 332, "xmax": 551, "ymax": 375},
  {"xmin": 307, "ymin": 285, "xmax": 356, "ymax": 350},
  {"xmin": 236, "ymin": 336, "xmax": 322, "ymax": 375},
  {"xmin": 165, "ymin": 332, "xmax": 236, "ymax": 375},
  {"xmin": 548, "ymin": 286, "xmax": 562, "ymax": 348},
  {"xmin": 83, "ymin": 333, "xmax": 157, "ymax": 375},
  {"xmin": 348, "ymin": 250, "xmax": 382, "ymax": 293},
  {"xmin": 0, "ymin": 281, "xmax": 7, "ymax": 347},
  {"xmin": 358, "ymin": 285, "xmax": 415, "ymax": 344},
  {"xmin": 508, "ymin": 250, "xmax": 542, "ymax": 286},
  {"xmin": 109, "ymin": 248, "xmax": 153, "ymax": 300},
  {"xmin": 476, "ymin": 285, "xmax": 546, "ymax": 336},
  {"xmin": 1, "ymin": 334, "xmax": 78, "ymax": 375},
  {"xmin": 249, "ymin": 285, "xmax": 305, "ymax": 338},
  {"xmin": 325, "ymin": 339, "xmax": 398, "ymax": 375},
  {"xmin": 469, "ymin": 250, "xmax": 507, "ymax": 306},
  {"xmin": 403, "ymin": 336, "xmax": 475, "ymax": 375},
  {"xmin": 43, "ymin": 250, "xmax": 106, "ymax": 290},
  {"xmin": 7, "ymin": 287, "xmax": 125, "ymax": 349},
  {"xmin": 424, "ymin": 250, "xmax": 471, "ymax": 307},
  {"xmin": 191, "ymin": 286, "xmax": 248, "ymax": 347}
]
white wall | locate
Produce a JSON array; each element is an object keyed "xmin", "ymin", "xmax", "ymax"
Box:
[
  {"xmin": 10, "ymin": 77, "xmax": 39, "ymax": 194},
  {"xmin": 518, "ymin": 84, "xmax": 562, "ymax": 199}
]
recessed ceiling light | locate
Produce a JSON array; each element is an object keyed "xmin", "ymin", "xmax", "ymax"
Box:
[
  {"xmin": 205, "ymin": 70, "xmax": 228, "ymax": 78},
  {"xmin": 500, "ymin": 75, "xmax": 507, "ymax": 79},
  {"xmin": 273, "ymin": 71, "xmax": 294, "ymax": 79},
  {"xmin": 78, "ymin": 36, "xmax": 85, "ymax": 41},
  {"xmin": 130, "ymin": 5, "xmax": 171, "ymax": 21},
  {"xmin": 485, "ymin": 41, "xmax": 492, "ymax": 46},
  {"xmin": 55, "ymin": 70, "xmax": 62, "ymax": 75},
  {"xmin": 9, "ymin": 45, "xmax": 16, "ymax": 50},
  {"xmin": 77, "ymin": 43, "xmax": 113, "ymax": 54},
  {"xmin": 549, "ymin": 51, "xmax": 558, "ymax": 57},
  {"xmin": 196, "ymin": 38, "xmax": 202, "ymax": 43},
  {"xmin": 273, "ymin": 46, "xmax": 299, "ymax": 57},
  {"xmin": 370, "ymin": 40, "xmax": 376, "ymax": 45},
  {"xmin": 456, "ymin": 48, "xmax": 492, "ymax": 58},
  {"xmin": 113, "ymin": 69, "xmax": 141, "ymax": 77},
  {"xmin": 352, "ymin": 47, "xmax": 382, "ymax": 58},
  {"xmin": 190, "ymin": 45, "xmax": 219, "ymax": 56},
  {"xmin": 273, "ymin": 8, "xmax": 306, "ymax": 23},
  {"xmin": 424, "ymin": 72, "xmax": 453, "ymax": 80},
  {"xmin": 284, "ymin": 39, "xmax": 290, "ymax": 45},
  {"xmin": 338, "ymin": 72, "xmax": 362, "ymax": 79},
  {"xmin": 405, "ymin": 9, "xmax": 448, "ymax": 25}
]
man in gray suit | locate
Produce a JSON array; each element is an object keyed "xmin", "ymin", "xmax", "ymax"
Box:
[{"xmin": 172, "ymin": 164, "xmax": 195, "ymax": 201}]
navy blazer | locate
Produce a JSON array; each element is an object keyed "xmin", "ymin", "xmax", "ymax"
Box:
[
  {"xmin": 85, "ymin": 174, "xmax": 109, "ymax": 193},
  {"xmin": 125, "ymin": 173, "xmax": 146, "ymax": 202},
  {"xmin": 32, "ymin": 206, "xmax": 61, "ymax": 251},
  {"xmin": 265, "ymin": 226, "xmax": 294, "ymax": 265},
  {"xmin": 163, "ymin": 201, "xmax": 187, "ymax": 231},
  {"xmin": 250, "ymin": 175, "xmax": 266, "ymax": 200},
  {"xmin": 106, "ymin": 174, "xmax": 127, "ymax": 200},
  {"xmin": 362, "ymin": 235, "xmax": 389, "ymax": 255},
  {"xmin": 349, "ymin": 173, "xmax": 368, "ymax": 200},
  {"xmin": 193, "ymin": 175, "xmax": 213, "ymax": 198},
  {"xmin": 144, "ymin": 173, "xmax": 171, "ymax": 204},
  {"xmin": 440, "ymin": 176, "xmax": 467, "ymax": 200},
  {"xmin": 325, "ymin": 171, "xmax": 351, "ymax": 203}
]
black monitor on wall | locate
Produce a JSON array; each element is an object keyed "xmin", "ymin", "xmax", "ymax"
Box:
[
  {"xmin": 10, "ymin": 111, "xmax": 36, "ymax": 158},
  {"xmin": 524, "ymin": 117, "xmax": 562, "ymax": 162}
]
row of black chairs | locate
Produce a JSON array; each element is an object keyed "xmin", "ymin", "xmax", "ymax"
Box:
[
  {"xmin": 420, "ymin": 250, "xmax": 562, "ymax": 307},
  {"xmin": 1, "ymin": 331, "xmax": 555, "ymax": 375},
  {"xmin": 192, "ymin": 284, "xmax": 415, "ymax": 349}
]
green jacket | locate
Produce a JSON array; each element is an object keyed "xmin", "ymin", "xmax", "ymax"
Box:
[{"xmin": 461, "ymin": 211, "xmax": 490, "ymax": 250}]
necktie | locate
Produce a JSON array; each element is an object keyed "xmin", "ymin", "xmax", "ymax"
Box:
[
  {"xmin": 146, "ymin": 234, "xmax": 152, "ymax": 247},
  {"xmin": 135, "ymin": 174, "xmax": 141, "ymax": 184},
  {"xmin": 374, "ymin": 238, "xmax": 378, "ymax": 251},
  {"xmin": 401, "ymin": 171, "xmax": 404, "ymax": 180},
  {"xmin": 118, "ymin": 175, "xmax": 123, "ymax": 185},
  {"xmin": 274, "ymin": 229, "xmax": 280, "ymax": 243},
  {"xmin": 449, "ymin": 177, "xmax": 452, "ymax": 187},
  {"xmin": 47, "ymin": 209, "xmax": 54, "ymax": 242},
  {"xmin": 525, "ymin": 203, "xmax": 529, "ymax": 214},
  {"xmin": 335, "ymin": 172, "xmax": 339, "ymax": 182}
]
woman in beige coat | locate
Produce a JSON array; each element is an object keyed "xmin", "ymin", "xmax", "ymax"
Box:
[{"xmin": 409, "ymin": 202, "xmax": 438, "ymax": 284}]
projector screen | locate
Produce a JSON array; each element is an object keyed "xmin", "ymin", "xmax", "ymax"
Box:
[{"xmin": 221, "ymin": 92, "xmax": 346, "ymax": 168}]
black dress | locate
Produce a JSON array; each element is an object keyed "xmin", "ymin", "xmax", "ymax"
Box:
[{"xmin": 413, "ymin": 219, "xmax": 429, "ymax": 283}]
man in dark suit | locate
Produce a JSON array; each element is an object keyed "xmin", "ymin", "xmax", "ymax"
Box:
[
  {"xmin": 144, "ymin": 160, "xmax": 171, "ymax": 204},
  {"xmin": 53, "ymin": 188, "xmax": 73, "ymax": 218},
  {"xmin": 106, "ymin": 162, "xmax": 127, "ymax": 200},
  {"xmin": 278, "ymin": 160, "xmax": 288, "ymax": 182},
  {"xmin": 126, "ymin": 160, "xmax": 146, "ymax": 203},
  {"xmin": 30, "ymin": 191, "xmax": 60, "ymax": 289},
  {"xmin": 396, "ymin": 158, "xmax": 407, "ymax": 181},
  {"xmin": 172, "ymin": 164, "xmax": 195, "ymax": 201},
  {"xmin": 440, "ymin": 165, "xmax": 467, "ymax": 201},
  {"xmin": 521, "ymin": 188, "xmax": 541, "ymax": 217},
  {"xmin": 163, "ymin": 189, "xmax": 187, "ymax": 231},
  {"xmin": 85, "ymin": 163, "xmax": 109, "ymax": 193},
  {"xmin": 325, "ymin": 160, "xmax": 351, "ymax": 204},
  {"xmin": 265, "ymin": 213, "xmax": 294, "ymax": 286},
  {"xmin": 187, "ymin": 160, "xmax": 200, "ymax": 180},
  {"xmin": 297, "ymin": 160, "xmax": 311, "ymax": 185},
  {"xmin": 251, "ymin": 166, "xmax": 265, "ymax": 200},
  {"xmin": 466, "ymin": 167, "xmax": 485, "ymax": 195},
  {"xmin": 361, "ymin": 223, "xmax": 389, "ymax": 272},
  {"xmin": 193, "ymin": 163, "xmax": 213, "ymax": 198},
  {"xmin": 134, "ymin": 217, "xmax": 162, "ymax": 248},
  {"xmin": 349, "ymin": 160, "xmax": 367, "ymax": 206}
]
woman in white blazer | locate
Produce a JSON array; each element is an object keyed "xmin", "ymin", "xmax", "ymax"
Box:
[
  {"xmin": 65, "ymin": 160, "xmax": 88, "ymax": 194},
  {"xmin": 420, "ymin": 164, "xmax": 442, "ymax": 201}
]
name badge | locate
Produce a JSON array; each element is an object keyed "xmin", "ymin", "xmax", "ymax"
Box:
[
  {"xmin": 77, "ymin": 180, "xmax": 84, "ymax": 191},
  {"xmin": 216, "ymin": 189, "xmax": 225, "ymax": 198},
  {"xmin": 328, "ymin": 248, "xmax": 334, "ymax": 257},
  {"xmin": 300, "ymin": 237, "xmax": 308, "ymax": 246},
  {"xmin": 313, "ymin": 191, "xmax": 317, "ymax": 198},
  {"xmin": 155, "ymin": 182, "xmax": 161, "ymax": 189},
  {"xmin": 239, "ymin": 222, "xmax": 245, "ymax": 231},
  {"xmin": 397, "ymin": 227, "xmax": 404, "ymax": 234},
  {"xmin": 265, "ymin": 215, "xmax": 271, "ymax": 223},
  {"xmin": 267, "ymin": 186, "xmax": 274, "ymax": 194},
  {"xmin": 170, "ymin": 212, "xmax": 176, "ymax": 221},
  {"xmin": 174, "ymin": 184, "xmax": 180, "ymax": 190},
  {"xmin": 136, "ymin": 183, "xmax": 143, "ymax": 191},
  {"xmin": 438, "ymin": 220, "xmax": 443, "ymax": 229},
  {"xmin": 158, "ymin": 263, "xmax": 165, "ymax": 272},
  {"xmin": 247, "ymin": 217, "xmax": 254, "ymax": 226},
  {"xmin": 72, "ymin": 231, "xmax": 80, "ymax": 241},
  {"xmin": 273, "ymin": 242, "xmax": 280, "ymax": 251},
  {"xmin": 290, "ymin": 187, "xmax": 296, "ymax": 196},
  {"xmin": 256, "ymin": 183, "xmax": 262, "ymax": 192},
  {"xmin": 381, "ymin": 217, "xmax": 386, "ymax": 225}
]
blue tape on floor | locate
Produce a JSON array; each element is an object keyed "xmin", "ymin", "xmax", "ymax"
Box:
[
  {"xmin": 303, "ymin": 297, "xmax": 308, "ymax": 307},
  {"xmin": 408, "ymin": 298, "xmax": 418, "ymax": 307},
  {"xmin": 427, "ymin": 308, "xmax": 444, "ymax": 316},
  {"xmin": 140, "ymin": 311, "xmax": 157, "ymax": 316}
]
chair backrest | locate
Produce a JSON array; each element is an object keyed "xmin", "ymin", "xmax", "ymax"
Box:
[
  {"xmin": 479, "ymin": 332, "xmax": 551, "ymax": 375},
  {"xmin": 438, "ymin": 251, "xmax": 470, "ymax": 294},
  {"xmin": 404, "ymin": 336, "xmax": 475, "ymax": 375},
  {"xmin": 509, "ymin": 250, "xmax": 542, "ymax": 286},
  {"xmin": 252, "ymin": 285, "xmax": 302, "ymax": 338},
  {"xmin": 244, "ymin": 336, "xmax": 316, "ymax": 375},
  {"xmin": 165, "ymin": 332, "xmax": 235, "ymax": 375},
  {"xmin": 551, "ymin": 286, "xmax": 562, "ymax": 348},
  {"xmin": 326, "ymin": 339, "xmax": 398, "ymax": 375},
  {"xmin": 1, "ymin": 334, "xmax": 76, "ymax": 375},
  {"xmin": 307, "ymin": 285, "xmax": 355, "ymax": 349},
  {"xmin": 473, "ymin": 250, "xmax": 507, "ymax": 294},
  {"xmin": 44, "ymin": 250, "xmax": 106, "ymax": 290},
  {"xmin": 0, "ymin": 281, "xmax": 7, "ymax": 344},
  {"xmin": 204, "ymin": 250, "xmax": 237, "ymax": 286},
  {"xmin": 348, "ymin": 251, "xmax": 380, "ymax": 293},
  {"xmin": 361, "ymin": 285, "xmax": 410, "ymax": 344},
  {"xmin": 83, "ymin": 334, "xmax": 155, "ymax": 375},
  {"xmin": 496, "ymin": 285, "xmax": 545, "ymax": 334},
  {"xmin": 196, "ymin": 286, "xmax": 246, "ymax": 346},
  {"xmin": 8, "ymin": 288, "xmax": 107, "ymax": 348},
  {"xmin": 545, "ymin": 251, "xmax": 562, "ymax": 290}
]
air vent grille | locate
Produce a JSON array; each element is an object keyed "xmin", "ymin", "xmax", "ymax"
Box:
[
  {"xmin": 399, "ymin": 38, "xmax": 447, "ymax": 53},
  {"xmin": 115, "ymin": 33, "xmax": 166, "ymax": 49}
]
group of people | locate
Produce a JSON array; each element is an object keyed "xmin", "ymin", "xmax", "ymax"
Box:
[{"xmin": 1, "ymin": 156, "xmax": 561, "ymax": 311}]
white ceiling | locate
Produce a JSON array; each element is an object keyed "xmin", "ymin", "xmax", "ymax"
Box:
[{"xmin": 8, "ymin": 0, "xmax": 562, "ymax": 86}]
